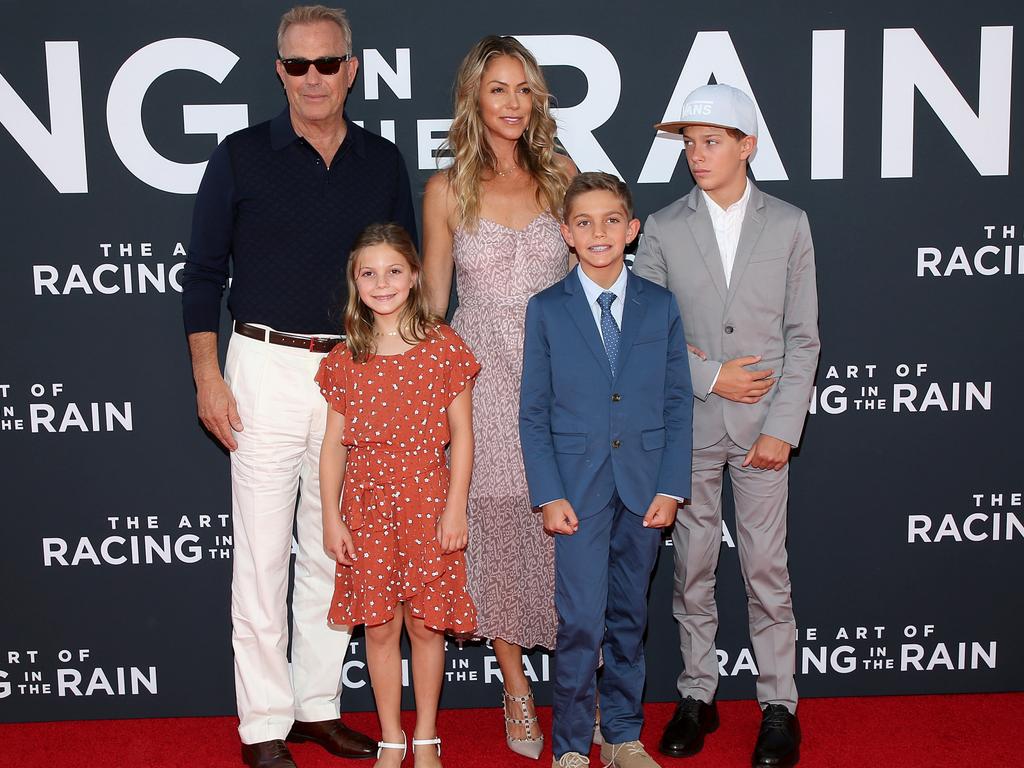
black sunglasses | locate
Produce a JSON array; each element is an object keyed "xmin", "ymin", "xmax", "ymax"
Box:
[{"xmin": 278, "ymin": 54, "xmax": 351, "ymax": 76}]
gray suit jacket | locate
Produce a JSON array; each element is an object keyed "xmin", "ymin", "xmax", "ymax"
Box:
[{"xmin": 632, "ymin": 182, "xmax": 819, "ymax": 451}]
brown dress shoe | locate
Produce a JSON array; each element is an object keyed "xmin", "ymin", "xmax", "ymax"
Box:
[
  {"xmin": 287, "ymin": 718, "xmax": 376, "ymax": 759},
  {"xmin": 241, "ymin": 740, "xmax": 297, "ymax": 768}
]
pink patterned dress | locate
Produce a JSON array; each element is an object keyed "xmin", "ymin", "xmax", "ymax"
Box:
[{"xmin": 451, "ymin": 213, "xmax": 569, "ymax": 649}]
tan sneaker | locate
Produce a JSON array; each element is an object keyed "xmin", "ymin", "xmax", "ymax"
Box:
[
  {"xmin": 553, "ymin": 752, "xmax": 590, "ymax": 767},
  {"xmin": 600, "ymin": 740, "xmax": 661, "ymax": 768}
]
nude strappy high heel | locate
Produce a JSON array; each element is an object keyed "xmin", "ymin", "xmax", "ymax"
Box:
[{"xmin": 504, "ymin": 688, "xmax": 544, "ymax": 759}]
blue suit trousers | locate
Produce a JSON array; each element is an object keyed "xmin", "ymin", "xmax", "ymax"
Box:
[{"xmin": 552, "ymin": 492, "xmax": 662, "ymax": 757}]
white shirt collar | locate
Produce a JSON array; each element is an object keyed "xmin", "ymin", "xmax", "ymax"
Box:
[
  {"xmin": 701, "ymin": 178, "xmax": 751, "ymax": 220},
  {"xmin": 577, "ymin": 262, "xmax": 628, "ymax": 306}
]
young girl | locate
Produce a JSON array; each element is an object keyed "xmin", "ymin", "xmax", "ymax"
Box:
[{"xmin": 316, "ymin": 222, "xmax": 479, "ymax": 768}]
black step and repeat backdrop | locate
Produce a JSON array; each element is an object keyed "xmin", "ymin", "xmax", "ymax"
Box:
[{"xmin": 2, "ymin": 0, "xmax": 1021, "ymax": 723}]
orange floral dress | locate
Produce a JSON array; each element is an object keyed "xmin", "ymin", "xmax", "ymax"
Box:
[{"xmin": 315, "ymin": 325, "xmax": 480, "ymax": 633}]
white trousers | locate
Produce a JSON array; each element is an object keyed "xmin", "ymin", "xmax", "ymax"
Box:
[{"xmin": 224, "ymin": 331, "xmax": 351, "ymax": 744}]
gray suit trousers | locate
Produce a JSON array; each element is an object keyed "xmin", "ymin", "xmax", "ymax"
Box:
[{"xmin": 672, "ymin": 434, "xmax": 798, "ymax": 711}]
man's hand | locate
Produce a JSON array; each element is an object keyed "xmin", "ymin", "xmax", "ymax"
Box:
[
  {"xmin": 188, "ymin": 332, "xmax": 243, "ymax": 451},
  {"xmin": 196, "ymin": 375, "xmax": 243, "ymax": 451},
  {"xmin": 643, "ymin": 494, "xmax": 678, "ymax": 528},
  {"xmin": 437, "ymin": 504, "xmax": 469, "ymax": 553},
  {"xmin": 742, "ymin": 434, "xmax": 792, "ymax": 471},
  {"xmin": 542, "ymin": 499, "xmax": 579, "ymax": 535},
  {"xmin": 712, "ymin": 355, "xmax": 775, "ymax": 403}
]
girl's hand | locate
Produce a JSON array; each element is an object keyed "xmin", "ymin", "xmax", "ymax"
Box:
[
  {"xmin": 324, "ymin": 516, "xmax": 357, "ymax": 566},
  {"xmin": 436, "ymin": 505, "xmax": 468, "ymax": 554}
]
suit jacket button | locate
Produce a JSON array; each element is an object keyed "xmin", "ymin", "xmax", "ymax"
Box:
[
  {"xmin": 612, "ymin": 439, "xmax": 621, "ymax": 448},
  {"xmin": 724, "ymin": 325, "xmax": 734, "ymax": 334},
  {"xmin": 612, "ymin": 393, "xmax": 621, "ymax": 402}
]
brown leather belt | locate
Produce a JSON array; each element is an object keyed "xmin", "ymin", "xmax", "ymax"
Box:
[{"xmin": 234, "ymin": 321, "xmax": 343, "ymax": 353}]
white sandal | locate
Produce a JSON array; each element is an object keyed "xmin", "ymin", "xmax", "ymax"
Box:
[
  {"xmin": 377, "ymin": 730, "xmax": 407, "ymax": 760},
  {"xmin": 412, "ymin": 736, "xmax": 442, "ymax": 756}
]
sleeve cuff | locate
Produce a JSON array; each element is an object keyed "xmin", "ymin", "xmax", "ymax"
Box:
[{"xmin": 707, "ymin": 363, "xmax": 723, "ymax": 398}]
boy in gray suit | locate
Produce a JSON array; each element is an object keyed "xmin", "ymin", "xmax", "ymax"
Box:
[{"xmin": 632, "ymin": 84, "xmax": 819, "ymax": 768}]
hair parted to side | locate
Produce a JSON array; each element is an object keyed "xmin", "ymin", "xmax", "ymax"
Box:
[
  {"xmin": 344, "ymin": 223, "xmax": 442, "ymax": 363},
  {"xmin": 444, "ymin": 35, "xmax": 572, "ymax": 229},
  {"xmin": 562, "ymin": 171, "xmax": 634, "ymax": 222},
  {"xmin": 277, "ymin": 5, "xmax": 352, "ymax": 55}
]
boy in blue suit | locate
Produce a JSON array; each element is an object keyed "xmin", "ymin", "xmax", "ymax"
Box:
[{"xmin": 520, "ymin": 172, "xmax": 694, "ymax": 768}]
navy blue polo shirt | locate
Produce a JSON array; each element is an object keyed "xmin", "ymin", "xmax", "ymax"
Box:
[{"xmin": 181, "ymin": 108, "xmax": 418, "ymax": 335}]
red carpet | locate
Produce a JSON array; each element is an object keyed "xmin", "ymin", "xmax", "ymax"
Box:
[{"xmin": 5, "ymin": 694, "xmax": 1021, "ymax": 767}]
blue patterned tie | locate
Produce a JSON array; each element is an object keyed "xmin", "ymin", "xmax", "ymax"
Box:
[{"xmin": 597, "ymin": 291, "xmax": 620, "ymax": 375}]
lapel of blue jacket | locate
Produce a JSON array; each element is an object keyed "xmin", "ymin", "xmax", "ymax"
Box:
[
  {"xmin": 613, "ymin": 270, "xmax": 647, "ymax": 383},
  {"xmin": 564, "ymin": 266, "xmax": 613, "ymax": 381},
  {"xmin": 724, "ymin": 182, "xmax": 768, "ymax": 313}
]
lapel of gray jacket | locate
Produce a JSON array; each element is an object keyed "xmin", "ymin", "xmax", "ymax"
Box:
[
  {"xmin": 613, "ymin": 271, "xmax": 646, "ymax": 382},
  {"xmin": 684, "ymin": 188, "xmax": 728, "ymax": 303},
  {"xmin": 724, "ymin": 181, "xmax": 768, "ymax": 313},
  {"xmin": 564, "ymin": 266, "xmax": 613, "ymax": 380}
]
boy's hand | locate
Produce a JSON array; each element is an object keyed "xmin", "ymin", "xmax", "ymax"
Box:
[
  {"xmin": 437, "ymin": 504, "xmax": 469, "ymax": 554},
  {"xmin": 542, "ymin": 499, "xmax": 578, "ymax": 535},
  {"xmin": 687, "ymin": 343, "xmax": 707, "ymax": 360},
  {"xmin": 742, "ymin": 434, "xmax": 792, "ymax": 471},
  {"xmin": 324, "ymin": 517, "xmax": 356, "ymax": 566},
  {"xmin": 712, "ymin": 355, "xmax": 775, "ymax": 403},
  {"xmin": 643, "ymin": 494, "xmax": 679, "ymax": 528}
]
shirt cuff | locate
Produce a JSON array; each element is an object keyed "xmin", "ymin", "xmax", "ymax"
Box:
[
  {"xmin": 538, "ymin": 499, "xmax": 562, "ymax": 508},
  {"xmin": 708, "ymin": 363, "xmax": 723, "ymax": 398},
  {"xmin": 657, "ymin": 493, "xmax": 685, "ymax": 503}
]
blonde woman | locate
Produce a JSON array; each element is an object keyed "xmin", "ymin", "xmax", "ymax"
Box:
[{"xmin": 422, "ymin": 35, "xmax": 576, "ymax": 760}]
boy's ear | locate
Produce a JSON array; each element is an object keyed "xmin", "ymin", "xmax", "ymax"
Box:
[
  {"xmin": 626, "ymin": 218, "xmax": 641, "ymax": 245},
  {"xmin": 559, "ymin": 221, "xmax": 575, "ymax": 249},
  {"xmin": 739, "ymin": 134, "xmax": 757, "ymax": 161}
]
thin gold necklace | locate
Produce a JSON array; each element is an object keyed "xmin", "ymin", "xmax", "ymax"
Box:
[
  {"xmin": 495, "ymin": 164, "xmax": 520, "ymax": 178},
  {"xmin": 373, "ymin": 329, "xmax": 399, "ymax": 337}
]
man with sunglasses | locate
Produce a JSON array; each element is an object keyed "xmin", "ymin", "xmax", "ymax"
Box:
[{"xmin": 182, "ymin": 6, "xmax": 416, "ymax": 768}]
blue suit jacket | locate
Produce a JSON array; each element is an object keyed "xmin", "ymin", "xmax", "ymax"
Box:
[{"xmin": 519, "ymin": 267, "xmax": 694, "ymax": 517}]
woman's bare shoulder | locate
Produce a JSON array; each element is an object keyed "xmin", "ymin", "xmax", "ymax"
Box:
[
  {"xmin": 424, "ymin": 171, "xmax": 452, "ymax": 198},
  {"xmin": 555, "ymin": 153, "xmax": 579, "ymax": 177}
]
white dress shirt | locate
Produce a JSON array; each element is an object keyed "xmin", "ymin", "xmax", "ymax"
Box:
[
  {"xmin": 577, "ymin": 263, "xmax": 627, "ymax": 341},
  {"xmin": 702, "ymin": 180, "xmax": 750, "ymax": 395},
  {"xmin": 702, "ymin": 179, "xmax": 751, "ymax": 288}
]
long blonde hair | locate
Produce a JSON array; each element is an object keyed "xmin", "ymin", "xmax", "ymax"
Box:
[
  {"xmin": 344, "ymin": 223, "xmax": 442, "ymax": 363},
  {"xmin": 444, "ymin": 35, "xmax": 571, "ymax": 228}
]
